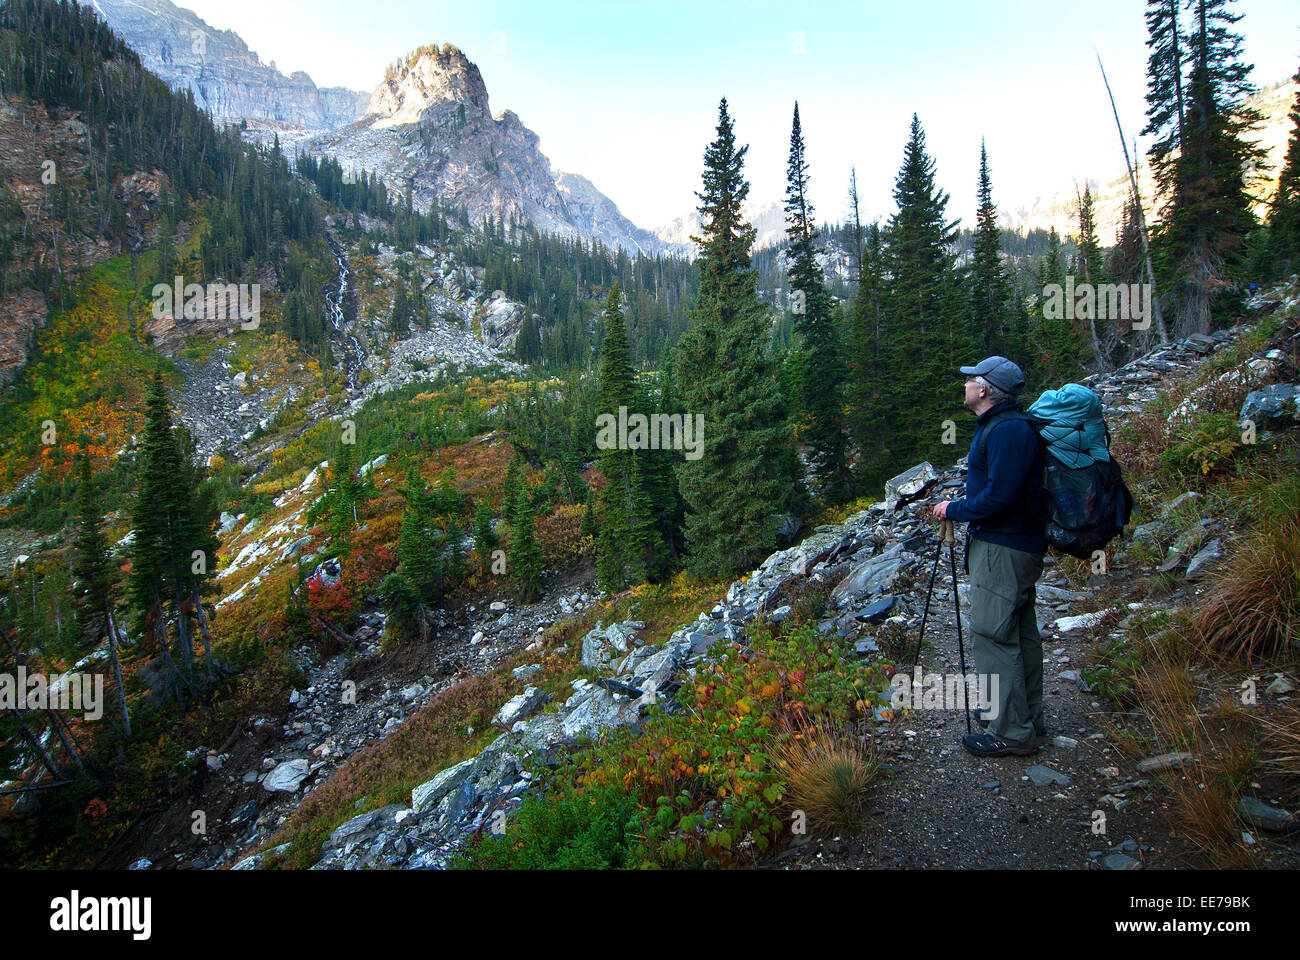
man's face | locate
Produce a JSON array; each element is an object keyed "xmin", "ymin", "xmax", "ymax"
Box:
[{"xmin": 963, "ymin": 376, "xmax": 985, "ymax": 411}]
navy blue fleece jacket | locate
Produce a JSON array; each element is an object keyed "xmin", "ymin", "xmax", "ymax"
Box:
[{"xmin": 945, "ymin": 400, "xmax": 1048, "ymax": 556}]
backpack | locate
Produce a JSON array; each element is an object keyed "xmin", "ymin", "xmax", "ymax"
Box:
[{"xmin": 975, "ymin": 384, "xmax": 1135, "ymax": 560}]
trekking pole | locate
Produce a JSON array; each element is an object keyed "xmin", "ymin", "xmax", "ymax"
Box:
[
  {"xmin": 941, "ymin": 519, "xmax": 972, "ymax": 734},
  {"xmin": 910, "ymin": 524, "xmax": 946, "ymax": 669}
]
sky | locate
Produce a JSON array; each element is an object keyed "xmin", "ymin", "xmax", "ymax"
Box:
[{"xmin": 174, "ymin": 0, "xmax": 1299, "ymax": 233}]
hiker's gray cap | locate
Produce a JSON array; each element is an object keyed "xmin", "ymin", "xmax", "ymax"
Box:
[{"xmin": 960, "ymin": 356, "xmax": 1025, "ymax": 395}]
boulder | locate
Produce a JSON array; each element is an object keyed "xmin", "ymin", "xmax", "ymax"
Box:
[
  {"xmin": 1159, "ymin": 491, "xmax": 1202, "ymax": 519},
  {"xmin": 1135, "ymin": 751, "xmax": 1193, "ymax": 773},
  {"xmin": 492, "ymin": 685, "xmax": 547, "ymax": 728},
  {"xmin": 1035, "ymin": 584, "xmax": 1088, "ymax": 604},
  {"xmin": 580, "ymin": 621, "xmax": 644, "ymax": 670},
  {"xmin": 1026, "ymin": 765, "xmax": 1074, "ymax": 787},
  {"xmin": 512, "ymin": 712, "xmax": 569, "ymax": 752},
  {"xmin": 856, "ymin": 595, "xmax": 898, "ymax": 624},
  {"xmin": 1184, "ymin": 538, "xmax": 1222, "ymax": 580},
  {"xmin": 885, "ymin": 462, "xmax": 937, "ymax": 511},
  {"xmin": 1101, "ymin": 852, "xmax": 1143, "ymax": 870},
  {"xmin": 1053, "ymin": 611, "xmax": 1107, "ymax": 633},
  {"xmin": 562, "ymin": 686, "xmax": 640, "ymax": 740},
  {"xmin": 1240, "ymin": 383, "xmax": 1300, "ymax": 426},
  {"xmin": 829, "ymin": 543, "xmax": 907, "ymax": 609},
  {"xmin": 323, "ymin": 804, "xmax": 407, "ymax": 855},
  {"xmin": 262, "ymin": 759, "xmax": 311, "ymax": 793},
  {"xmin": 230, "ymin": 844, "xmax": 288, "ymax": 871},
  {"xmin": 1237, "ymin": 796, "xmax": 1297, "ymax": 833},
  {"xmin": 1157, "ymin": 522, "xmax": 1212, "ymax": 572},
  {"xmin": 1129, "ymin": 521, "xmax": 1171, "ymax": 548},
  {"xmin": 411, "ymin": 756, "xmax": 478, "ymax": 816}
]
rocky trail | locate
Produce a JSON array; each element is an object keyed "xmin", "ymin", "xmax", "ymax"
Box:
[{"xmin": 767, "ymin": 557, "xmax": 1193, "ymax": 871}]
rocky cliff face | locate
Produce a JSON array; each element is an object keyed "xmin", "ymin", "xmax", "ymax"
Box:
[
  {"xmin": 91, "ymin": 2, "xmax": 669, "ymax": 254},
  {"xmin": 305, "ymin": 45, "xmax": 671, "ymax": 255},
  {"xmin": 90, "ymin": 0, "xmax": 368, "ymax": 142},
  {"xmin": 0, "ymin": 98, "xmax": 122, "ymax": 387}
]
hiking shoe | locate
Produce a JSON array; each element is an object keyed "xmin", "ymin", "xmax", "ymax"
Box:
[
  {"xmin": 961, "ymin": 732, "xmax": 1039, "ymax": 757},
  {"xmin": 972, "ymin": 708, "xmax": 1046, "ymax": 738}
]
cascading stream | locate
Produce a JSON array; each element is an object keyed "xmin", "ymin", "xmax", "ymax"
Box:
[{"xmin": 324, "ymin": 233, "xmax": 364, "ymax": 393}]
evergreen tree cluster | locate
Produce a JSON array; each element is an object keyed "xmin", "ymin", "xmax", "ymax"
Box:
[{"xmin": 1142, "ymin": 0, "xmax": 1265, "ymax": 334}]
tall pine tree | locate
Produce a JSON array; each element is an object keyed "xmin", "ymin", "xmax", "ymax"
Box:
[
  {"xmin": 970, "ymin": 141, "xmax": 1015, "ymax": 356},
  {"xmin": 595, "ymin": 282, "xmax": 664, "ymax": 590},
  {"xmin": 1262, "ymin": 62, "xmax": 1300, "ymax": 279},
  {"xmin": 874, "ymin": 115, "xmax": 973, "ymax": 483},
  {"xmin": 675, "ymin": 99, "xmax": 802, "ymax": 578},
  {"xmin": 784, "ymin": 103, "xmax": 852, "ymax": 505},
  {"xmin": 71, "ymin": 456, "xmax": 131, "ymax": 738},
  {"xmin": 1144, "ymin": 0, "xmax": 1264, "ymax": 334}
]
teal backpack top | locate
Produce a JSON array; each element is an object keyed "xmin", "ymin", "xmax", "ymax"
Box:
[{"xmin": 1027, "ymin": 383, "xmax": 1112, "ymax": 469}]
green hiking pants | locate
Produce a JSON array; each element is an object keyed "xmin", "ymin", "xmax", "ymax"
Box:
[{"xmin": 966, "ymin": 535, "xmax": 1044, "ymax": 747}]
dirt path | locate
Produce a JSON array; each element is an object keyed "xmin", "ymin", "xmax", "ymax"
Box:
[{"xmin": 765, "ymin": 557, "xmax": 1195, "ymax": 871}]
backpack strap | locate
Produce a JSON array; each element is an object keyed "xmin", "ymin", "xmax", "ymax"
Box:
[{"xmin": 973, "ymin": 407, "xmax": 1039, "ymax": 466}]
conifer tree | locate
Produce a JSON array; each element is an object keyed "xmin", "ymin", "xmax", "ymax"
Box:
[
  {"xmin": 314, "ymin": 441, "xmax": 373, "ymax": 555},
  {"xmin": 1074, "ymin": 185, "xmax": 1108, "ymax": 370},
  {"xmin": 645, "ymin": 361, "xmax": 686, "ymax": 562},
  {"xmin": 970, "ymin": 141, "xmax": 1014, "ymax": 356},
  {"xmin": 595, "ymin": 283, "xmax": 664, "ymax": 590},
  {"xmin": 473, "ymin": 500, "xmax": 499, "ymax": 558},
  {"xmin": 508, "ymin": 483, "xmax": 542, "ymax": 602},
  {"xmin": 378, "ymin": 571, "xmax": 427, "ymax": 643},
  {"xmin": 784, "ymin": 103, "xmax": 852, "ymax": 504},
  {"xmin": 501, "ymin": 455, "xmax": 523, "ymax": 530},
  {"xmin": 397, "ymin": 467, "xmax": 441, "ymax": 601},
  {"xmin": 875, "ymin": 115, "xmax": 974, "ymax": 480},
  {"xmin": 675, "ymin": 99, "xmax": 801, "ymax": 578},
  {"xmin": 71, "ymin": 456, "xmax": 130, "ymax": 738},
  {"xmin": 581, "ymin": 485, "xmax": 597, "ymax": 540},
  {"xmin": 847, "ymin": 223, "xmax": 887, "ymax": 486},
  {"xmin": 129, "ymin": 372, "xmax": 215, "ymax": 684},
  {"xmin": 1028, "ymin": 228, "xmax": 1083, "ymax": 389},
  {"xmin": 396, "ymin": 467, "xmax": 465, "ymax": 604}
]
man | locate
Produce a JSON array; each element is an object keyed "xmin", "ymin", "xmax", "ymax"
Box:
[{"xmin": 930, "ymin": 356, "xmax": 1048, "ymax": 758}]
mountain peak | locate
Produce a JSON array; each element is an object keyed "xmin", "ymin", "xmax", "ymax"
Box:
[{"xmin": 369, "ymin": 43, "xmax": 490, "ymax": 125}]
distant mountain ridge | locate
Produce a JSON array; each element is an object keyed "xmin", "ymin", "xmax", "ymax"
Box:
[
  {"xmin": 91, "ymin": 1, "xmax": 678, "ymax": 255},
  {"xmin": 90, "ymin": 0, "xmax": 369, "ymax": 138},
  {"xmin": 306, "ymin": 43, "xmax": 676, "ymax": 255}
]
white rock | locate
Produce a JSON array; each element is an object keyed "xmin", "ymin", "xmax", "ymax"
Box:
[
  {"xmin": 493, "ymin": 686, "xmax": 547, "ymax": 728},
  {"xmin": 262, "ymin": 759, "xmax": 311, "ymax": 793},
  {"xmin": 1053, "ymin": 611, "xmax": 1108, "ymax": 633},
  {"xmin": 1266, "ymin": 674, "xmax": 1295, "ymax": 696}
]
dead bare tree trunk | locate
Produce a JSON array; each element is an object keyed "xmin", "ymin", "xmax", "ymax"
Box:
[
  {"xmin": 45, "ymin": 710, "xmax": 86, "ymax": 774},
  {"xmin": 105, "ymin": 608, "xmax": 132, "ymax": 739},
  {"xmin": 14, "ymin": 712, "xmax": 63, "ymax": 781},
  {"xmin": 1097, "ymin": 52, "xmax": 1170, "ymax": 344}
]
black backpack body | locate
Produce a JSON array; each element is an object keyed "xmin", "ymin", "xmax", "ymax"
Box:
[{"xmin": 975, "ymin": 403, "xmax": 1135, "ymax": 560}]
